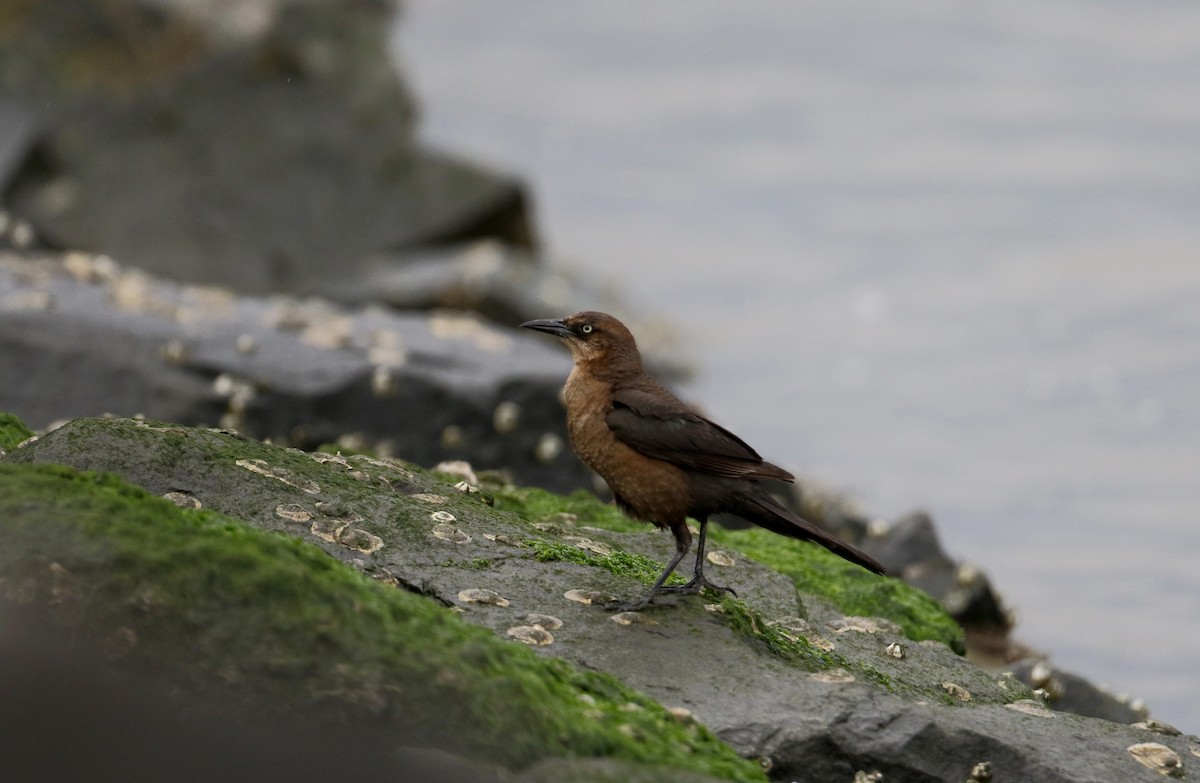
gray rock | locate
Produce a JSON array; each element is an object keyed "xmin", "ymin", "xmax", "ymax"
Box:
[
  {"xmin": 867, "ymin": 510, "xmax": 1012, "ymax": 639},
  {"xmin": 0, "ymin": 0, "xmax": 533, "ymax": 294},
  {"xmin": 1009, "ymin": 658, "xmax": 1147, "ymax": 725},
  {"xmin": 867, "ymin": 511, "xmax": 956, "ymax": 575},
  {"xmin": 0, "ymin": 250, "xmax": 588, "ymax": 491},
  {"xmin": 323, "ymin": 240, "xmax": 642, "ymax": 337},
  {"xmin": 0, "ymin": 604, "xmax": 501, "ymax": 783},
  {"xmin": 0, "ymin": 98, "xmax": 39, "ymax": 195},
  {"xmin": 6, "ymin": 416, "xmax": 1196, "ymax": 782}
]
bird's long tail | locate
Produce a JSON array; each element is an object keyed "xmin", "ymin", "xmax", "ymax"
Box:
[{"xmin": 732, "ymin": 491, "xmax": 887, "ymax": 575}]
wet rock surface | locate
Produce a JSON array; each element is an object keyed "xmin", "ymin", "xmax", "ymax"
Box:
[
  {"xmin": 0, "ymin": 439, "xmax": 764, "ymax": 783},
  {"xmin": 4, "ymin": 416, "xmax": 1195, "ymax": 782},
  {"xmin": 0, "ymin": 250, "xmax": 588, "ymax": 492}
]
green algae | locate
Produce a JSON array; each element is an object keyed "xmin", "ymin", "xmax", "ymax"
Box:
[
  {"xmin": 710, "ymin": 527, "xmax": 964, "ymax": 653},
  {"xmin": 490, "ymin": 480, "xmax": 963, "ymax": 652},
  {"xmin": 714, "ymin": 593, "xmax": 1029, "ymax": 705},
  {"xmin": 490, "ymin": 483, "xmax": 641, "ymax": 532},
  {"xmin": 0, "ymin": 463, "xmax": 766, "ymax": 782},
  {"xmin": 0, "ymin": 412, "xmax": 34, "ymax": 451},
  {"xmin": 525, "ymin": 537, "xmax": 687, "ymax": 588}
]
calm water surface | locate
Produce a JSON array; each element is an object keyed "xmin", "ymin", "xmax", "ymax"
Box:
[{"xmin": 396, "ymin": 1, "xmax": 1200, "ymax": 730}]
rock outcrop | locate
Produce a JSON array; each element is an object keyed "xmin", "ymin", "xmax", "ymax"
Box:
[
  {"xmin": 3, "ymin": 415, "xmax": 1195, "ymax": 782},
  {"xmin": 0, "ymin": 0, "xmax": 532, "ymax": 293},
  {"xmin": 0, "ymin": 250, "xmax": 589, "ymax": 492}
]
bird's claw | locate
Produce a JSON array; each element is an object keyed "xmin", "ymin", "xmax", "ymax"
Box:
[
  {"xmin": 605, "ymin": 577, "xmax": 735, "ymax": 613},
  {"xmin": 659, "ymin": 577, "xmax": 736, "ymax": 598}
]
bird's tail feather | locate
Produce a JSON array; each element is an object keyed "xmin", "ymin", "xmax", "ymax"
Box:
[{"xmin": 733, "ymin": 492, "xmax": 887, "ymax": 575}]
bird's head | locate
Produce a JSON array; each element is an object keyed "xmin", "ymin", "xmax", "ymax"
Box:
[{"xmin": 520, "ymin": 311, "xmax": 642, "ymax": 372}]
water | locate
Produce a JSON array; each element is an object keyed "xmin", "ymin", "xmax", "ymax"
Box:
[{"xmin": 395, "ymin": 1, "xmax": 1200, "ymax": 731}]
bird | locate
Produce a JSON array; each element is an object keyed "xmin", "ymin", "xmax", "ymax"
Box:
[{"xmin": 521, "ymin": 310, "xmax": 885, "ymax": 610}]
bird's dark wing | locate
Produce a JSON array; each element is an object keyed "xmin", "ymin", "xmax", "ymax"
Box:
[{"xmin": 607, "ymin": 387, "xmax": 794, "ymax": 481}]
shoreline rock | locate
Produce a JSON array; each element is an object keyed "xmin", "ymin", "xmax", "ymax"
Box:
[
  {"xmin": 2, "ymin": 414, "xmax": 1194, "ymax": 781},
  {"xmin": 0, "ymin": 0, "xmax": 534, "ymax": 292},
  {"xmin": 0, "ymin": 249, "xmax": 590, "ymax": 492}
]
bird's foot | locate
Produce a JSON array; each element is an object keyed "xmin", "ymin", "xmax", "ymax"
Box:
[
  {"xmin": 659, "ymin": 576, "xmax": 737, "ymax": 598},
  {"xmin": 605, "ymin": 574, "xmax": 735, "ymax": 612}
]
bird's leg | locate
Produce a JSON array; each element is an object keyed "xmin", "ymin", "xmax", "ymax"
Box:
[
  {"xmin": 659, "ymin": 518, "xmax": 737, "ymax": 598},
  {"xmin": 612, "ymin": 539, "xmax": 691, "ymax": 612}
]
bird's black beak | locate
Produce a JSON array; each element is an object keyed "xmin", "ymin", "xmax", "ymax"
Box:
[{"xmin": 520, "ymin": 318, "xmax": 572, "ymax": 338}]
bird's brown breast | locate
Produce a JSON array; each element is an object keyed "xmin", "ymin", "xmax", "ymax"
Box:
[{"xmin": 563, "ymin": 364, "xmax": 690, "ymax": 528}]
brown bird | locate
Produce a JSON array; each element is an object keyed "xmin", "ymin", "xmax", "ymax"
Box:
[{"xmin": 522, "ymin": 311, "xmax": 885, "ymax": 610}]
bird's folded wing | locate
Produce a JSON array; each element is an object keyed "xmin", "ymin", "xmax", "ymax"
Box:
[{"xmin": 607, "ymin": 387, "xmax": 794, "ymax": 481}]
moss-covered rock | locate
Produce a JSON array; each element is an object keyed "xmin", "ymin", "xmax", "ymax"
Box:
[
  {"xmin": 0, "ymin": 461, "xmax": 765, "ymax": 782},
  {"xmin": 15, "ymin": 416, "xmax": 1180, "ymax": 783},
  {"xmin": 711, "ymin": 527, "xmax": 962, "ymax": 651},
  {"xmin": 487, "ymin": 480, "xmax": 963, "ymax": 651},
  {"xmin": 0, "ymin": 412, "xmax": 33, "ymax": 451}
]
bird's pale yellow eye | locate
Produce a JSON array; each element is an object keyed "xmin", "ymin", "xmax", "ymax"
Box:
[{"xmin": 581, "ymin": 324, "xmax": 593, "ymax": 334}]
